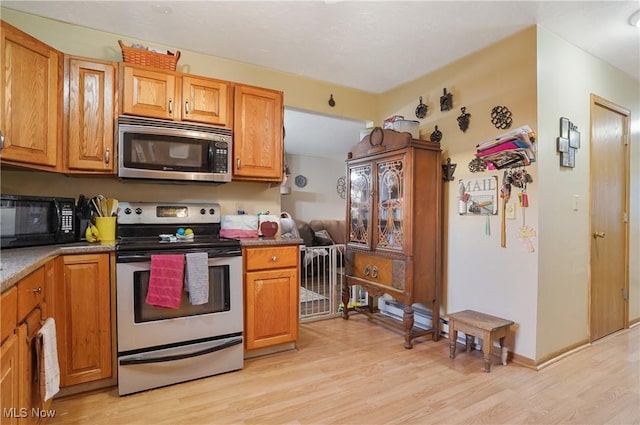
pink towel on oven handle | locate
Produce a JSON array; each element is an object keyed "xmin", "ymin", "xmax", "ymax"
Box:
[{"xmin": 145, "ymin": 254, "xmax": 185, "ymax": 309}]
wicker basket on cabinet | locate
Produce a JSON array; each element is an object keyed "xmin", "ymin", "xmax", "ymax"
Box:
[{"xmin": 118, "ymin": 40, "xmax": 181, "ymax": 71}]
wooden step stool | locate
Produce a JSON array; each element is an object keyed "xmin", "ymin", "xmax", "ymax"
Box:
[{"xmin": 447, "ymin": 310, "xmax": 514, "ymax": 372}]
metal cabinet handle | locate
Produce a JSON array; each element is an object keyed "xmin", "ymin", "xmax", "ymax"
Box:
[
  {"xmin": 593, "ymin": 232, "xmax": 605, "ymax": 239},
  {"xmin": 363, "ymin": 264, "xmax": 371, "ymax": 276},
  {"xmin": 185, "ymin": 100, "xmax": 190, "ymax": 115},
  {"xmin": 168, "ymin": 98, "xmax": 173, "ymax": 115},
  {"xmin": 32, "ymin": 287, "xmax": 42, "ymax": 294},
  {"xmin": 271, "ymin": 256, "xmax": 277, "ymax": 262},
  {"xmin": 236, "ymin": 158, "xmax": 241, "ymax": 169},
  {"xmin": 0, "ymin": 130, "xmax": 4, "ymax": 152},
  {"xmin": 371, "ymin": 266, "xmax": 378, "ymax": 279},
  {"xmin": 105, "ymin": 148, "xmax": 110, "ymax": 165}
]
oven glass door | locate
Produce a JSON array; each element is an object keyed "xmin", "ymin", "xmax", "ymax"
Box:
[
  {"xmin": 116, "ymin": 255, "xmax": 242, "ymax": 353},
  {"xmin": 133, "ymin": 265, "xmax": 230, "ymax": 323}
]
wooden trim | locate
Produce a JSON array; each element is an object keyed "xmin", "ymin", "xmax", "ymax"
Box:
[{"xmin": 532, "ymin": 338, "xmax": 590, "ymax": 369}]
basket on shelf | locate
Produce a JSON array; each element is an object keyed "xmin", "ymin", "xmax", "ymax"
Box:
[{"xmin": 118, "ymin": 40, "xmax": 181, "ymax": 71}]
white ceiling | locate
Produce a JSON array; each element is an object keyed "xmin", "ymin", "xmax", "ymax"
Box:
[{"xmin": 4, "ymin": 1, "xmax": 639, "ymax": 159}]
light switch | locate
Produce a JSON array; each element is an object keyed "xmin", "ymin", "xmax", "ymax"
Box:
[
  {"xmin": 572, "ymin": 195, "xmax": 579, "ymax": 211},
  {"xmin": 506, "ymin": 203, "xmax": 516, "ymax": 219}
]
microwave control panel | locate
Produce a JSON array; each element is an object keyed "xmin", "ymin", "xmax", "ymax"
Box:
[
  {"xmin": 59, "ymin": 200, "xmax": 75, "ymax": 234},
  {"xmin": 213, "ymin": 141, "xmax": 229, "ymax": 173}
]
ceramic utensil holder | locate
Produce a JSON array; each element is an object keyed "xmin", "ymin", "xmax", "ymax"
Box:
[{"xmin": 95, "ymin": 217, "xmax": 116, "ymax": 242}]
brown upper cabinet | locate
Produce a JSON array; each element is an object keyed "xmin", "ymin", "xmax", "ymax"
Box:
[
  {"xmin": 120, "ymin": 64, "xmax": 232, "ymax": 128},
  {"xmin": 64, "ymin": 56, "xmax": 117, "ymax": 174},
  {"xmin": 0, "ymin": 20, "xmax": 61, "ymax": 170},
  {"xmin": 233, "ymin": 84, "xmax": 284, "ymax": 182}
]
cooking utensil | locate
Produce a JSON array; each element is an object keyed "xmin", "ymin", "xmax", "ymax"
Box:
[{"xmin": 91, "ymin": 197, "xmax": 103, "ymax": 217}]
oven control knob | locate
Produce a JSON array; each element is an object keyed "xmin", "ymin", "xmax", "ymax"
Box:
[
  {"xmin": 124, "ymin": 208, "xmax": 132, "ymax": 215},
  {"xmin": 200, "ymin": 208, "xmax": 206, "ymax": 215},
  {"xmin": 135, "ymin": 208, "xmax": 142, "ymax": 215},
  {"xmin": 209, "ymin": 208, "xmax": 215, "ymax": 215}
]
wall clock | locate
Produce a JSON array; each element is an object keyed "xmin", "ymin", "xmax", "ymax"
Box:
[
  {"xmin": 294, "ymin": 175, "xmax": 307, "ymax": 188},
  {"xmin": 336, "ymin": 176, "xmax": 346, "ymax": 199}
]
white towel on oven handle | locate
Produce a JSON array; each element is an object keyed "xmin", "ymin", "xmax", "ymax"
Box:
[{"xmin": 185, "ymin": 252, "xmax": 209, "ymax": 305}]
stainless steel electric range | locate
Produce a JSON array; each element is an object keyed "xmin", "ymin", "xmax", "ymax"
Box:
[{"xmin": 115, "ymin": 201, "xmax": 243, "ymax": 396}]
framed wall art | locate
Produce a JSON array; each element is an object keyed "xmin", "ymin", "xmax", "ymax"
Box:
[
  {"xmin": 558, "ymin": 117, "xmax": 580, "ymax": 168},
  {"xmin": 458, "ymin": 176, "xmax": 498, "ymax": 215}
]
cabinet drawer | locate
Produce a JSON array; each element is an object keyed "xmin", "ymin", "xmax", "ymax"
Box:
[
  {"xmin": 17, "ymin": 267, "xmax": 45, "ymax": 322},
  {"xmin": 1, "ymin": 287, "xmax": 17, "ymax": 343},
  {"xmin": 245, "ymin": 245, "xmax": 299, "ymax": 271},
  {"xmin": 347, "ymin": 251, "xmax": 406, "ymax": 291}
]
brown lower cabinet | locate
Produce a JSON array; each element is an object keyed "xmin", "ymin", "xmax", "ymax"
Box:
[
  {"xmin": 243, "ymin": 245, "xmax": 299, "ymax": 351},
  {"xmin": 0, "ymin": 267, "xmax": 51, "ymax": 425},
  {"xmin": 54, "ymin": 253, "xmax": 112, "ymax": 387}
]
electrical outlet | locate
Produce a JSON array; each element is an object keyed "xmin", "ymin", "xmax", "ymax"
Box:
[{"xmin": 506, "ymin": 203, "xmax": 516, "ymax": 220}]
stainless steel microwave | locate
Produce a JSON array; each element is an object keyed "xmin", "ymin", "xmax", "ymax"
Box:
[
  {"xmin": 0, "ymin": 194, "xmax": 76, "ymax": 249},
  {"xmin": 117, "ymin": 116, "xmax": 232, "ymax": 183}
]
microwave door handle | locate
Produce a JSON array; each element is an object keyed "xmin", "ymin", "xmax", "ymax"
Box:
[
  {"xmin": 52, "ymin": 199, "xmax": 62, "ymax": 238},
  {"xmin": 208, "ymin": 143, "xmax": 214, "ymax": 171}
]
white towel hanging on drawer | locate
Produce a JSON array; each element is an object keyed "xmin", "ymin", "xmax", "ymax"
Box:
[{"xmin": 37, "ymin": 318, "xmax": 60, "ymax": 402}]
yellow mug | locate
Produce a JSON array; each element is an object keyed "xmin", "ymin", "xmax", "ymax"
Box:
[{"xmin": 95, "ymin": 216, "xmax": 116, "ymax": 242}]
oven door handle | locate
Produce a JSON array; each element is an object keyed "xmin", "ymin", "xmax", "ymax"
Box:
[
  {"xmin": 119, "ymin": 337, "xmax": 242, "ymax": 366},
  {"xmin": 117, "ymin": 253, "xmax": 153, "ymax": 262}
]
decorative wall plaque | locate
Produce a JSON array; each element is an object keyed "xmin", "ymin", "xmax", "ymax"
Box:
[
  {"xmin": 491, "ymin": 105, "xmax": 513, "ymax": 129},
  {"xmin": 430, "ymin": 125, "xmax": 442, "ymax": 143},
  {"xmin": 415, "ymin": 96, "xmax": 428, "ymax": 119},
  {"xmin": 440, "ymin": 88, "xmax": 453, "ymax": 111},
  {"xmin": 457, "ymin": 107, "xmax": 471, "ymax": 132}
]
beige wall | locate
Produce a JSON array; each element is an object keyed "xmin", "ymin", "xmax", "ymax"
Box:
[
  {"xmin": 379, "ymin": 27, "xmax": 540, "ymax": 360},
  {"xmin": 376, "ymin": 25, "xmax": 640, "ymax": 362},
  {"xmin": 0, "ymin": 8, "xmax": 378, "ymax": 218},
  {"xmin": 0, "ymin": 8, "xmax": 379, "ymax": 124},
  {"xmin": 280, "ymin": 155, "xmax": 347, "ymax": 223},
  {"xmin": 536, "ymin": 27, "xmax": 640, "ymax": 359}
]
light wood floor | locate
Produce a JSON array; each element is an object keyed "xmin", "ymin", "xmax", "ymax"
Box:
[{"xmin": 48, "ymin": 316, "xmax": 639, "ymax": 425}]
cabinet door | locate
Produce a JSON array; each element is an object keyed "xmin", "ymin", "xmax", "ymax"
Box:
[
  {"xmin": 66, "ymin": 57, "xmax": 116, "ymax": 172},
  {"xmin": 233, "ymin": 84, "xmax": 283, "ymax": 181},
  {"xmin": 56, "ymin": 254, "xmax": 111, "ymax": 387},
  {"xmin": 0, "ymin": 333, "xmax": 18, "ymax": 425},
  {"xmin": 347, "ymin": 163, "xmax": 373, "ymax": 248},
  {"xmin": 245, "ymin": 268, "xmax": 298, "ymax": 350},
  {"xmin": 0, "ymin": 21, "xmax": 60, "ymax": 168},
  {"xmin": 181, "ymin": 75, "xmax": 231, "ymax": 127},
  {"xmin": 16, "ymin": 318, "xmax": 40, "ymax": 425},
  {"xmin": 121, "ymin": 65, "xmax": 177, "ymax": 120},
  {"xmin": 375, "ymin": 154, "xmax": 407, "ymax": 251}
]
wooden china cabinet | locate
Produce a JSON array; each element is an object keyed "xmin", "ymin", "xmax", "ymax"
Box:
[{"xmin": 342, "ymin": 128, "xmax": 442, "ymax": 348}]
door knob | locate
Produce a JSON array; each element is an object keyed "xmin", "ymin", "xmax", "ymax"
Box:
[{"xmin": 593, "ymin": 232, "xmax": 605, "ymax": 239}]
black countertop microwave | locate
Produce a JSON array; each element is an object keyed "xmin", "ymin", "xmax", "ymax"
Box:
[
  {"xmin": 0, "ymin": 194, "xmax": 76, "ymax": 249},
  {"xmin": 117, "ymin": 116, "xmax": 233, "ymax": 184}
]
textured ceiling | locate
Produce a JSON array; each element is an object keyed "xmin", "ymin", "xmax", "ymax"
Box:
[{"xmin": 4, "ymin": 1, "xmax": 639, "ymax": 159}]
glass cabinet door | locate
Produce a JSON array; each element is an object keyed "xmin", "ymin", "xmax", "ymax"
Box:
[
  {"xmin": 348, "ymin": 164, "xmax": 372, "ymax": 247},
  {"xmin": 376, "ymin": 156, "xmax": 405, "ymax": 251}
]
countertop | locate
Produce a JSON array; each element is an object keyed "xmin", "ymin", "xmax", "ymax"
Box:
[{"xmin": 1, "ymin": 236, "xmax": 303, "ymax": 293}]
